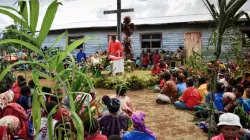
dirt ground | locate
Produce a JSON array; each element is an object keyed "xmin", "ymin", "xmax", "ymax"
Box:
[{"xmin": 97, "ymin": 88, "xmax": 207, "ymax": 140}]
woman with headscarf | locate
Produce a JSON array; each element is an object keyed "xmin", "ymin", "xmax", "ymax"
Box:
[
  {"xmin": 121, "ymin": 111, "xmax": 156, "ymax": 140},
  {"xmin": 99, "ymin": 98, "xmax": 130, "ymax": 138},
  {"xmin": 0, "ymin": 116, "xmax": 20, "ymax": 140},
  {"xmin": 1, "ymin": 103, "xmax": 29, "ymax": 139},
  {"xmin": 0, "ymin": 89, "xmax": 14, "ymax": 117}
]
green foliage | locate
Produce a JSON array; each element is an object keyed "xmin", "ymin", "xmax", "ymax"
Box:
[
  {"xmin": 0, "ymin": 0, "xmax": 94, "ymax": 139},
  {"xmin": 93, "ymin": 74, "xmax": 159, "ymax": 90}
]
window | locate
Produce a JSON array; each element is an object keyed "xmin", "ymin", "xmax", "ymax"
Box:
[
  {"xmin": 241, "ymin": 30, "xmax": 250, "ymax": 48},
  {"xmin": 68, "ymin": 36, "xmax": 84, "ymax": 49},
  {"xmin": 141, "ymin": 33, "xmax": 162, "ymax": 48}
]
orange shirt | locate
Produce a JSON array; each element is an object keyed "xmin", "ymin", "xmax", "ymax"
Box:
[{"xmin": 108, "ymin": 41, "xmax": 123, "ymax": 57}]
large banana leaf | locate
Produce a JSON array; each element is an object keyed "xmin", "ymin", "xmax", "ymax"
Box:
[
  {"xmin": 0, "ymin": 61, "xmax": 48, "ymax": 81},
  {"xmin": 0, "ymin": 9, "xmax": 30, "ymax": 30},
  {"xmin": 37, "ymin": 0, "xmax": 61, "ymax": 47},
  {"xmin": 7, "ymin": 28, "xmax": 37, "ymax": 44},
  {"xmin": 19, "ymin": 1, "xmax": 28, "ymax": 22},
  {"xmin": 30, "ymin": 0, "xmax": 39, "ymax": 34},
  {"xmin": 0, "ymin": 39, "xmax": 44, "ymax": 56}
]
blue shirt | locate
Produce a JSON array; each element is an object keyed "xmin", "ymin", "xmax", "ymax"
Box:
[
  {"xmin": 205, "ymin": 92, "xmax": 211, "ymax": 104},
  {"xmin": 76, "ymin": 51, "xmax": 86, "ymax": 63},
  {"xmin": 214, "ymin": 92, "xmax": 225, "ymax": 111},
  {"xmin": 243, "ymin": 100, "xmax": 250, "ymax": 114},
  {"xmin": 122, "ymin": 128, "xmax": 156, "ymax": 140},
  {"xmin": 176, "ymin": 83, "xmax": 187, "ymax": 96},
  {"xmin": 237, "ymin": 98, "xmax": 246, "ymax": 106}
]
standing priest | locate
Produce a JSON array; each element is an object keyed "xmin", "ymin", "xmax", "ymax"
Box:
[{"xmin": 108, "ymin": 36, "xmax": 124, "ymax": 76}]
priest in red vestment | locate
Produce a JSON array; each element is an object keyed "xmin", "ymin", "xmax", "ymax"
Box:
[{"xmin": 108, "ymin": 36, "xmax": 123, "ymax": 57}]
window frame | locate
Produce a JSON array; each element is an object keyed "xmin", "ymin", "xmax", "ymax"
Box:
[
  {"xmin": 140, "ymin": 33, "xmax": 162, "ymax": 49},
  {"xmin": 68, "ymin": 35, "xmax": 85, "ymax": 50}
]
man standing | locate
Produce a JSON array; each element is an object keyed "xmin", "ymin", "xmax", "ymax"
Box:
[
  {"xmin": 77, "ymin": 47, "xmax": 86, "ymax": 63},
  {"xmin": 108, "ymin": 36, "xmax": 124, "ymax": 76},
  {"xmin": 108, "ymin": 36, "xmax": 123, "ymax": 57}
]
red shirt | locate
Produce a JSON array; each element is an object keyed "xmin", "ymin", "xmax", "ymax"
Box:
[
  {"xmin": 151, "ymin": 67, "xmax": 160, "ymax": 74},
  {"xmin": 108, "ymin": 41, "xmax": 123, "ymax": 57},
  {"xmin": 157, "ymin": 63, "xmax": 167, "ymax": 71},
  {"xmin": 85, "ymin": 134, "xmax": 107, "ymax": 140},
  {"xmin": 152, "ymin": 54, "xmax": 161, "ymax": 64},
  {"xmin": 180, "ymin": 87, "xmax": 201, "ymax": 109},
  {"xmin": 142, "ymin": 56, "xmax": 148, "ymax": 65},
  {"xmin": 160, "ymin": 79, "xmax": 165, "ymax": 88}
]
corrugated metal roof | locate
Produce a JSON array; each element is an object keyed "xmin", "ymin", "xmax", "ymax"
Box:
[{"xmin": 50, "ymin": 12, "xmax": 250, "ymax": 31}]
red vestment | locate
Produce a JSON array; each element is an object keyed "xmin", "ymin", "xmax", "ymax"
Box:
[{"xmin": 108, "ymin": 41, "xmax": 123, "ymax": 57}]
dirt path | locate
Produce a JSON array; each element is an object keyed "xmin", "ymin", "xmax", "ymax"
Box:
[{"xmin": 97, "ymin": 88, "xmax": 207, "ymax": 140}]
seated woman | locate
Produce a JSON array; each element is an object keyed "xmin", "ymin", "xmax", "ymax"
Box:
[
  {"xmin": 0, "ymin": 116, "xmax": 20, "ymax": 140},
  {"xmin": 101, "ymin": 95, "xmax": 124, "ymax": 117},
  {"xmin": 13, "ymin": 76, "xmax": 26, "ymax": 102},
  {"xmin": 54, "ymin": 120, "xmax": 73, "ymax": 140},
  {"xmin": 37, "ymin": 101, "xmax": 59, "ymax": 139},
  {"xmin": 99, "ymin": 98, "xmax": 130, "ymax": 138},
  {"xmin": 156, "ymin": 72, "xmax": 178, "ymax": 104},
  {"xmin": 1, "ymin": 103, "xmax": 29, "ymax": 139},
  {"xmin": 121, "ymin": 111, "xmax": 156, "ymax": 140},
  {"xmin": 151, "ymin": 63, "xmax": 160, "ymax": 76},
  {"xmin": 232, "ymin": 85, "xmax": 246, "ymax": 105},
  {"xmin": 174, "ymin": 78, "xmax": 202, "ymax": 110},
  {"xmin": 176, "ymin": 76, "xmax": 186, "ymax": 97},
  {"xmin": 197, "ymin": 77, "xmax": 208, "ymax": 104},
  {"xmin": 84, "ymin": 118, "xmax": 107, "ymax": 140},
  {"xmin": 211, "ymin": 113, "xmax": 241, "ymax": 140},
  {"xmin": 214, "ymin": 82, "xmax": 226, "ymax": 111},
  {"xmin": 17, "ymin": 86, "xmax": 31, "ymax": 111},
  {"xmin": 153, "ymin": 73, "xmax": 168, "ymax": 93},
  {"xmin": 222, "ymin": 92, "xmax": 237, "ymax": 113},
  {"xmin": 112, "ymin": 86, "xmax": 134, "ymax": 116},
  {"xmin": 0, "ymin": 84, "xmax": 14, "ymax": 116},
  {"xmin": 157, "ymin": 59, "xmax": 167, "ymax": 72}
]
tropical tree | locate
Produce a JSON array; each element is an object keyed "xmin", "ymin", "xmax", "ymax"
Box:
[
  {"xmin": 202, "ymin": 0, "xmax": 250, "ymax": 138},
  {"xmin": 0, "ymin": 0, "xmax": 94, "ymax": 139}
]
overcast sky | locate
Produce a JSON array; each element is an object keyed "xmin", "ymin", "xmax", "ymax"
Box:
[{"xmin": 0, "ymin": 0, "xmax": 250, "ymax": 30}]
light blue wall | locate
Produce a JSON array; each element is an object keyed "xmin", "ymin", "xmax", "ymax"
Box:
[{"xmin": 43, "ymin": 25, "xmax": 215, "ymax": 58}]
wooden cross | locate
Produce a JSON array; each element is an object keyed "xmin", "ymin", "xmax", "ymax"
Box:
[{"xmin": 104, "ymin": 0, "xmax": 134, "ymax": 42}]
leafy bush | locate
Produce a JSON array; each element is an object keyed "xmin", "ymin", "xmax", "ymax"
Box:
[{"xmin": 93, "ymin": 74, "xmax": 159, "ymax": 90}]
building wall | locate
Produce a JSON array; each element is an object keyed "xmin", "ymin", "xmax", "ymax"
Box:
[{"xmin": 44, "ymin": 23, "xmax": 249, "ymax": 59}]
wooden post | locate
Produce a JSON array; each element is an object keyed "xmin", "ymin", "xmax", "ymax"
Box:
[
  {"xmin": 117, "ymin": 0, "xmax": 121, "ymax": 42},
  {"xmin": 103, "ymin": 0, "xmax": 134, "ymax": 42}
]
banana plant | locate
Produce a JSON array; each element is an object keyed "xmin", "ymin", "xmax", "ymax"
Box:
[{"xmin": 0, "ymin": 0, "xmax": 94, "ymax": 139}]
